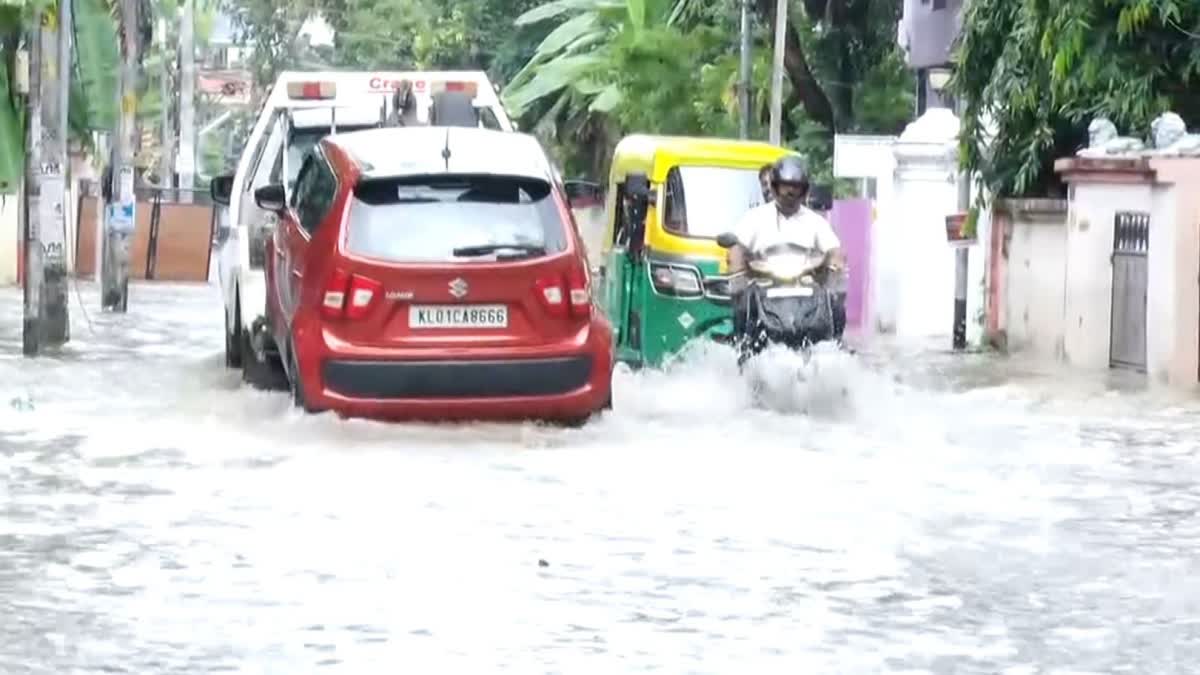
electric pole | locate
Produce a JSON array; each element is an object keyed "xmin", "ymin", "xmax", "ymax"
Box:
[
  {"xmin": 768, "ymin": 0, "xmax": 787, "ymax": 145},
  {"xmin": 178, "ymin": 0, "xmax": 196, "ymax": 202},
  {"xmin": 102, "ymin": 0, "xmax": 139, "ymax": 312},
  {"xmin": 46, "ymin": 0, "xmax": 72, "ymax": 344},
  {"xmin": 738, "ymin": 0, "xmax": 752, "ymax": 139},
  {"xmin": 22, "ymin": 21, "xmax": 43, "ymax": 356},
  {"xmin": 22, "ymin": 2, "xmax": 72, "ymax": 356},
  {"xmin": 159, "ymin": 15, "xmax": 175, "ymax": 194}
]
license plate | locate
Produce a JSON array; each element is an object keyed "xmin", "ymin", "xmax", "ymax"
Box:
[
  {"xmin": 766, "ymin": 286, "xmax": 814, "ymax": 298},
  {"xmin": 409, "ymin": 304, "xmax": 508, "ymax": 329}
]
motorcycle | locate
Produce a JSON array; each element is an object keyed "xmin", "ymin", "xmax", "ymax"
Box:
[{"xmin": 715, "ymin": 233, "xmax": 846, "ymax": 368}]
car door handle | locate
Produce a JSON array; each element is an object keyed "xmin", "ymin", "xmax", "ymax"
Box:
[{"xmin": 291, "ymin": 269, "xmax": 302, "ymax": 279}]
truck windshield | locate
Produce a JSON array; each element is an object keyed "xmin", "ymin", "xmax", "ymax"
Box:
[
  {"xmin": 273, "ymin": 125, "xmax": 377, "ymax": 191},
  {"xmin": 662, "ymin": 165, "xmax": 767, "ymax": 238},
  {"xmin": 345, "ymin": 174, "xmax": 569, "ymax": 263}
]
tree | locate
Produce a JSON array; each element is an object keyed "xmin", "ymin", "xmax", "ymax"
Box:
[
  {"xmin": 0, "ymin": 0, "xmax": 126, "ymax": 191},
  {"xmin": 503, "ymin": 0, "xmax": 912, "ymax": 180},
  {"xmin": 953, "ymin": 0, "xmax": 1200, "ymax": 198}
]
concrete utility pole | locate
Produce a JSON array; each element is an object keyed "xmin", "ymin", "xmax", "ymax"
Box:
[
  {"xmin": 102, "ymin": 0, "xmax": 139, "ymax": 312},
  {"xmin": 177, "ymin": 0, "xmax": 196, "ymax": 201},
  {"xmin": 22, "ymin": 3, "xmax": 72, "ymax": 356},
  {"xmin": 737, "ymin": 0, "xmax": 752, "ymax": 139},
  {"xmin": 767, "ymin": 0, "xmax": 787, "ymax": 145},
  {"xmin": 21, "ymin": 23, "xmax": 43, "ymax": 356},
  {"xmin": 158, "ymin": 15, "xmax": 174, "ymax": 193}
]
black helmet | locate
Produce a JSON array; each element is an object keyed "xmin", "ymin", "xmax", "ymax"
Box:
[{"xmin": 771, "ymin": 155, "xmax": 810, "ymax": 189}]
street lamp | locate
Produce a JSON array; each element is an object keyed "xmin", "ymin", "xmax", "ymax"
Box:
[
  {"xmin": 927, "ymin": 67, "xmax": 953, "ymax": 109},
  {"xmin": 927, "ymin": 67, "xmax": 952, "ymax": 93}
]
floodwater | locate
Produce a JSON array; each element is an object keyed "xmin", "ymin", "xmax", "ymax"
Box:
[{"xmin": 3, "ymin": 281, "xmax": 1200, "ymax": 674}]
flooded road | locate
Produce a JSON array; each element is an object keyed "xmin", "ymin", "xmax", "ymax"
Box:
[{"xmin": 3, "ymin": 281, "xmax": 1200, "ymax": 673}]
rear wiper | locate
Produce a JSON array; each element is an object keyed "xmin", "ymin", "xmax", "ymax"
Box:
[{"xmin": 453, "ymin": 243, "xmax": 546, "ymax": 257}]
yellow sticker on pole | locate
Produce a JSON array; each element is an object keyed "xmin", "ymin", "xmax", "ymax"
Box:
[
  {"xmin": 42, "ymin": 7, "xmax": 57, "ymax": 30},
  {"xmin": 122, "ymin": 94, "xmax": 136, "ymax": 115}
]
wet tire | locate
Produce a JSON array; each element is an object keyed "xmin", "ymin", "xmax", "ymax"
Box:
[
  {"xmin": 225, "ymin": 303, "xmax": 243, "ymax": 369},
  {"xmin": 431, "ymin": 91, "xmax": 479, "ymax": 127},
  {"xmin": 286, "ymin": 337, "xmax": 323, "ymax": 414},
  {"xmin": 241, "ymin": 331, "xmax": 284, "ymax": 390}
]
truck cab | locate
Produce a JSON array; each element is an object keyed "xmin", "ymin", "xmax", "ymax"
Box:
[{"xmin": 210, "ymin": 71, "xmax": 515, "ymax": 383}]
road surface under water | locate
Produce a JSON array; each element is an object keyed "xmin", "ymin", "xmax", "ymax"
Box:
[{"xmin": 2, "ymin": 281, "xmax": 1200, "ymax": 674}]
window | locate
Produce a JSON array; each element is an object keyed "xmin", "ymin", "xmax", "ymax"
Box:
[
  {"xmin": 660, "ymin": 165, "xmax": 765, "ymax": 239},
  {"xmin": 272, "ymin": 125, "xmax": 375, "ymax": 192},
  {"xmin": 344, "ymin": 174, "xmax": 569, "ymax": 263},
  {"xmin": 290, "ymin": 150, "xmax": 337, "ymax": 235}
]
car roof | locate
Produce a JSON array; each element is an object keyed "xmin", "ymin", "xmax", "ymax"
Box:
[{"xmin": 326, "ymin": 127, "xmax": 555, "ymax": 182}]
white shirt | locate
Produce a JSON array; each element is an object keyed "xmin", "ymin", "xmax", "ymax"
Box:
[{"xmin": 731, "ymin": 202, "xmax": 841, "ymax": 256}]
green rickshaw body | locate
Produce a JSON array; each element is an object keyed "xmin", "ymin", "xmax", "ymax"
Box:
[{"xmin": 597, "ymin": 135, "xmax": 792, "ymax": 369}]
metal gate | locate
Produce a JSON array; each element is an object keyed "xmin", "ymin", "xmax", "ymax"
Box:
[{"xmin": 1109, "ymin": 211, "xmax": 1149, "ymax": 371}]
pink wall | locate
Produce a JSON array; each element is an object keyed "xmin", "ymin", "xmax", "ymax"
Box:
[{"xmin": 830, "ymin": 198, "xmax": 873, "ymax": 331}]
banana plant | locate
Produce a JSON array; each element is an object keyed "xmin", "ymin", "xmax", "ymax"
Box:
[
  {"xmin": 0, "ymin": 0, "xmax": 149, "ymax": 192},
  {"xmin": 502, "ymin": 0, "xmax": 694, "ymax": 124}
]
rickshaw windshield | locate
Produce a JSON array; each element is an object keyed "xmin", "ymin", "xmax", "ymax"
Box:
[{"xmin": 662, "ymin": 165, "xmax": 767, "ymax": 239}]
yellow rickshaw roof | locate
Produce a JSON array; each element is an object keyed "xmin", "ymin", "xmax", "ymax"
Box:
[{"xmin": 609, "ymin": 134, "xmax": 795, "ymax": 183}]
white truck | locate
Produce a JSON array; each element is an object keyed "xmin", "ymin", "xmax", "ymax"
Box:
[{"xmin": 209, "ymin": 70, "xmax": 516, "ymax": 384}]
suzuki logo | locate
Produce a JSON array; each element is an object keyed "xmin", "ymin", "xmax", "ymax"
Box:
[{"xmin": 448, "ymin": 277, "xmax": 469, "ymax": 298}]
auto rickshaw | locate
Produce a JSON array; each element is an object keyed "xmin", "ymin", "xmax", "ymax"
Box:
[{"xmin": 597, "ymin": 134, "xmax": 797, "ymax": 368}]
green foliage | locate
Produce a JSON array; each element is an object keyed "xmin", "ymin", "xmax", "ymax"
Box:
[
  {"xmin": 506, "ymin": 0, "xmax": 913, "ymax": 180},
  {"xmin": 953, "ymin": 0, "xmax": 1200, "ymax": 198},
  {"xmin": 74, "ymin": 0, "xmax": 120, "ymax": 131}
]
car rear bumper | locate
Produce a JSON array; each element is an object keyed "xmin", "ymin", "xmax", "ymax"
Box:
[
  {"xmin": 323, "ymin": 355, "xmax": 592, "ymax": 399},
  {"xmin": 295, "ymin": 323, "xmax": 614, "ymax": 422}
]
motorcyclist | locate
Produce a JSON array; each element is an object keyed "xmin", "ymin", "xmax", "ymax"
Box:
[
  {"xmin": 728, "ymin": 156, "xmax": 845, "ymax": 287},
  {"xmin": 727, "ymin": 156, "xmax": 847, "ymax": 345}
]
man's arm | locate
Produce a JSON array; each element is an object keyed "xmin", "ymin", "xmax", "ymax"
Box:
[
  {"xmin": 814, "ymin": 216, "xmax": 845, "ymax": 271},
  {"xmin": 726, "ymin": 211, "xmax": 757, "ymax": 291}
]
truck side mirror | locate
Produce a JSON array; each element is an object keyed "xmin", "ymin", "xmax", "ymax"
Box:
[{"xmin": 211, "ymin": 173, "xmax": 234, "ymax": 206}]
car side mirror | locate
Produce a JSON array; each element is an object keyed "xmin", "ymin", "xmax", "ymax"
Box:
[
  {"xmin": 808, "ymin": 184, "xmax": 833, "ymax": 212},
  {"xmin": 210, "ymin": 173, "xmax": 234, "ymax": 206},
  {"xmin": 716, "ymin": 232, "xmax": 738, "ymax": 249},
  {"xmin": 254, "ymin": 183, "xmax": 287, "ymax": 212}
]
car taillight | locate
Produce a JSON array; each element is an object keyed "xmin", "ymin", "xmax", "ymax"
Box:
[
  {"xmin": 321, "ymin": 268, "xmax": 381, "ymax": 320},
  {"xmin": 535, "ymin": 267, "xmax": 590, "ymax": 319}
]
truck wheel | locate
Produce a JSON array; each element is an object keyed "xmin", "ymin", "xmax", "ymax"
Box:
[
  {"xmin": 431, "ymin": 91, "xmax": 479, "ymax": 127},
  {"xmin": 225, "ymin": 301, "xmax": 243, "ymax": 369},
  {"xmin": 242, "ymin": 330, "xmax": 287, "ymax": 391}
]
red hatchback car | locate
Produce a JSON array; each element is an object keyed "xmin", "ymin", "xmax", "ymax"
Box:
[{"xmin": 258, "ymin": 126, "xmax": 614, "ymax": 423}]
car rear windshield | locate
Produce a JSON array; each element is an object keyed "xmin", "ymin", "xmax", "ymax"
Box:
[{"xmin": 344, "ymin": 174, "xmax": 569, "ymax": 263}]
